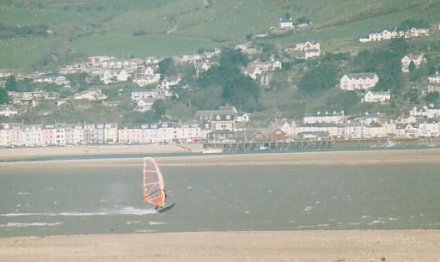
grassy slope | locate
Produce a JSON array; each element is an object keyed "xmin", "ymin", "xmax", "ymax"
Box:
[{"xmin": 0, "ymin": 0, "xmax": 439, "ymax": 70}]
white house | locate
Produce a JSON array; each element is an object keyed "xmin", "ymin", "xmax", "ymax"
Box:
[
  {"xmin": 303, "ymin": 111, "xmax": 346, "ymax": 124},
  {"xmin": 243, "ymin": 60, "xmax": 270, "ymax": 80},
  {"xmin": 408, "ymin": 27, "xmax": 430, "ymax": 38},
  {"xmin": 401, "ymin": 54, "xmax": 425, "ymax": 73},
  {"xmin": 133, "ymin": 74, "xmax": 160, "ymax": 87},
  {"xmin": 194, "ymin": 59, "xmax": 211, "ymax": 77},
  {"xmin": 131, "ymin": 90, "xmax": 158, "ymax": 101},
  {"xmin": 195, "ymin": 105, "xmax": 240, "ymax": 131},
  {"xmin": 428, "ymin": 71, "xmax": 440, "ymax": 85},
  {"xmin": 294, "ymin": 41, "xmax": 320, "ymax": 51},
  {"xmin": 304, "ymin": 49, "xmax": 321, "ymax": 60},
  {"xmin": 160, "ymin": 76, "xmax": 181, "ymax": 90},
  {"xmin": 279, "ymin": 17, "xmax": 293, "ymax": 29},
  {"xmin": 340, "ymin": 73, "xmax": 379, "ymax": 91},
  {"xmin": 409, "ymin": 105, "xmax": 440, "ymax": 119},
  {"xmin": 428, "ymin": 71, "xmax": 440, "ymax": 92},
  {"xmin": 135, "ymin": 99, "xmax": 155, "ymax": 112},
  {"xmin": 0, "ymin": 105, "xmax": 19, "ymax": 117},
  {"xmin": 74, "ymin": 89, "xmax": 107, "ymax": 101},
  {"xmin": 418, "ymin": 122, "xmax": 440, "ymax": 137},
  {"xmin": 362, "ymin": 91, "xmax": 391, "ymax": 103}
]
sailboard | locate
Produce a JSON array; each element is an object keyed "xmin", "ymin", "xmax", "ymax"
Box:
[{"xmin": 142, "ymin": 157, "xmax": 175, "ymax": 213}]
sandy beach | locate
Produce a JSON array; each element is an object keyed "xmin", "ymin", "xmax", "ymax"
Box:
[
  {"xmin": 1, "ymin": 146, "xmax": 440, "ymax": 168},
  {"xmin": 0, "ymin": 144, "xmax": 202, "ymax": 161},
  {"xmin": 1, "ymin": 230, "xmax": 440, "ymax": 261},
  {"xmin": 1, "ymin": 147, "xmax": 440, "ymax": 261}
]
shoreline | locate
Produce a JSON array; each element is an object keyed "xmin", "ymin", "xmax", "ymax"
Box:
[
  {"xmin": 1, "ymin": 147, "xmax": 440, "ymax": 167},
  {"xmin": 1, "ymin": 230, "xmax": 439, "ymax": 261},
  {"xmin": 0, "ymin": 144, "xmax": 202, "ymax": 162}
]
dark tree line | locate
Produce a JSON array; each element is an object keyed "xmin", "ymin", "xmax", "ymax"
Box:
[{"xmin": 195, "ymin": 48, "xmax": 260, "ymax": 111}]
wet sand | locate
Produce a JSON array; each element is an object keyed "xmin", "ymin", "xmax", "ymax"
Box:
[
  {"xmin": 1, "ymin": 148, "xmax": 440, "ymax": 169},
  {"xmin": 0, "ymin": 144, "xmax": 202, "ymax": 161},
  {"xmin": 1, "ymin": 230, "xmax": 439, "ymax": 262}
]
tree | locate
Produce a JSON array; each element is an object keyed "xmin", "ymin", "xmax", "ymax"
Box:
[
  {"xmin": 0, "ymin": 88, "xmax": 9, "ymax": 104},
  {"xmin": 424, "ymin": 92, "xmax": 439, "ymax": 104},
  {"xmin": 399, "ymin": 19, "xmax": 429, "ymax": 31},
  {"xmin": 152, "ymin": 99, "xmax": 166, "ymax": 119},
  {"xmin": 298, "ymin": 62, "xmax": 339, "ymax": 94},
  {"xmin": 196, "ymin": 48, "xmax": 258, "ymax": 111},
  {"xmin": 219, "ymin": 48, "xmax": 249, "ymax": 68},
  {"xmin": 5, "ymin": 75, "xmax": 17, "ymax": 91},
  {"xmin": 158, "ymin": 57, "xmax": 176, "ymax": 80},
  {"xmin": 408, "ymin": 61, "xmax": 416, "ymax": 72}
]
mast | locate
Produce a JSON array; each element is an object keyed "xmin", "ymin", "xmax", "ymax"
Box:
[{"xmin": 143, "ymin": 157, "xmax": 166, "ymax": 208}]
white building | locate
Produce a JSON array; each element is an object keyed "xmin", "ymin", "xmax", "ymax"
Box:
[
  {"xmin": 409, "ymin": 105, "xmax": 440, "ymax": 119},
  {"xmin": 362, "ymin": 91, "xmax": 391, "ymax": 103},
  {"xmin": 340, "ymin": 73, "xmax": 379, "ymax": 91},
  {"xmin": 0, "ymin": 105, "xmax": 19, "ymax": 117},
  {"xmin": 74, "ymin": 89, "xmax": 107, "ymax": 101},
  {"xmin": 294, "ymin": 41, "xmax": 320, "ymax": 51},
  {"xmin": 303, "ymin": 111, "xmax": 346, "ymax": 124},
  {"xmin": 279, "ymin": 17, "xmax": 293, "ymax": 29},
  {"xmin": 304, "ymin": 49, "xmax": 321, "ymax": 60},
  {"xmin": 401, "ymin": 54, "xmax": 425, "ymax": 73}
]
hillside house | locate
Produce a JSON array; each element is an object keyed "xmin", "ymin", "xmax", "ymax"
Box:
[
  {"xmin": 160, "ymin": 76, "xmax": 181, "ymax": 90},
  {"xmin": 74, "ymin": 89, "xmax": 107, "ymax": 101},
  {"xmin": 34, "ymin": 74, "xmax": 70, "ymax": 86},
  {"xmin": 0, "ymin": 105, "xmax": 19, "ymax": 117},
  {"xmin": 100, "ymin": 69, "xmax": 130, "ymax": 84},
  {"xmin": 409, "ymin": 105, "xmax": 440, "ymax": 119},
  {"xmin": 195, "ymin": 105, "xmax": 242, "ymax": 131},
  {"xmin": 303, "ymin": 111, "xmax": 346, "ymax": 124},
  {"xmin": 362, "ymin": 91, "xmax": 391, "ymax": 103},
  {"xmin": 243, "ymin": 60, "xmax": 269, "ymax": 80},
  {"xmin": 427, "ymin": 71, "xmax": 440, "ymax": 92},
  {"xmin": 359, "ymin": 27, "xmax": 429, "ymax": 43},
  {"xmin": 401, "ymin": 54, "xmax": 426, "ymax": 72},
  {"xmin": 304, "ymin": 49, "xmax": 321, "ymax": 60},
  {"xmin": 428, "ymin": 71, "xmax": 440, "ymax": 85},
  {"xmin": 194, "ymin": 59, "xmax": 211, "ymax": 78},
  {"xmin": 408, "ymin": 27, "xmax": 430, "ymax": 37},
  {"xmin": 131, "ymin": 90, "xmax": 158, "ymax": 101},
  {"xmin": 87, "ymin": 56, "xmax": 114, "ymax": 67},
  {"xmin": 8, "ymin": 91, "xmax": 59, "ymax": 106},
  {"xmin": 235, "ymin": 43, "xmax": 260, "ymax": 55},
  {"xmin": 135, "ymin": 99, "xmax": 155, "ymax": 112},
  {"xmin": 340, "ymin": 73, "xmax": 379, "ymax": 91},
  {"xmin": 133, "ymin": 74, "xmax": 160, "ymax": 87},
  {"xmin": 279, "ymin": 17, "xmax": 293, "ymax": 29},
  {"xmin": 294, "ymin": 41, "xmax": 320, "ymax": 51},
  {"xmin": 59, "ymin": 63, "xmax": 87, "ymax": 75}
]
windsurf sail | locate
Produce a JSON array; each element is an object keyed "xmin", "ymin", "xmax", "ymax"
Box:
[{"xmin": 143, "ymin": 157, "xmax": 166, "ymax": 208}]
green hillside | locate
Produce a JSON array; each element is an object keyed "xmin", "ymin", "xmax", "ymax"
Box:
[{"xmin": 1, "ymin": 0, "xmax": 439, "ymax": 70}]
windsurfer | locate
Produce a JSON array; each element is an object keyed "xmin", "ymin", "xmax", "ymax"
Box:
[{"xmin": 155, "ymin": 192, "xmax": 167, "ymax": 210}]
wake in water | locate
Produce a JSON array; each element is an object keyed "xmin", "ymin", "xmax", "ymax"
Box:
[
  {"xmin": 0, "ymin": 222, "xmax": 62, "ymax": 228},
  {"xmin": 0, "ymin": 206, "xmax": 157, "ymax": 218}
]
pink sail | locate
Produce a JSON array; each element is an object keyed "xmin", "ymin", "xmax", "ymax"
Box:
[{"xmin": 142, "ymin": 157, "xmax": 166, "ymax": 208}]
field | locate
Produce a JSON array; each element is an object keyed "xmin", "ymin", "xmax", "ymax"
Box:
[{"xmin": 1, "ymin": 0, "xmax": 440, "ymax": 69}]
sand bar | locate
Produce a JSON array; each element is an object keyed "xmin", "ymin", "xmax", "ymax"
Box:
[
  {"xmin": 1, "ymin": 148, "xmax": 440, "ymax": 169},
  {"xmin": 1, "ymin": 230, "xmax": 440, "ymax": 262}
]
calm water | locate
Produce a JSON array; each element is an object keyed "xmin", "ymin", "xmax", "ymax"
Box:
[{"xmin": 1, "ymin": 158, "xmax": 440, "ymax": 237}]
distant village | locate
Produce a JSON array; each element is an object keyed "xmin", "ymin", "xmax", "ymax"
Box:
[
  {"xmin": 1, "ymin": 18, "xmax": 439, "ymax": 148},
  {"xmin": 1, "ymin": 103, "xmax": 440, "ymax": 148}
]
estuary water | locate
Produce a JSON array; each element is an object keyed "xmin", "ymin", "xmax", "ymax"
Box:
[{"xmin": 1, "ymin": 157, "xmax": 440, "ymax": 237}]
